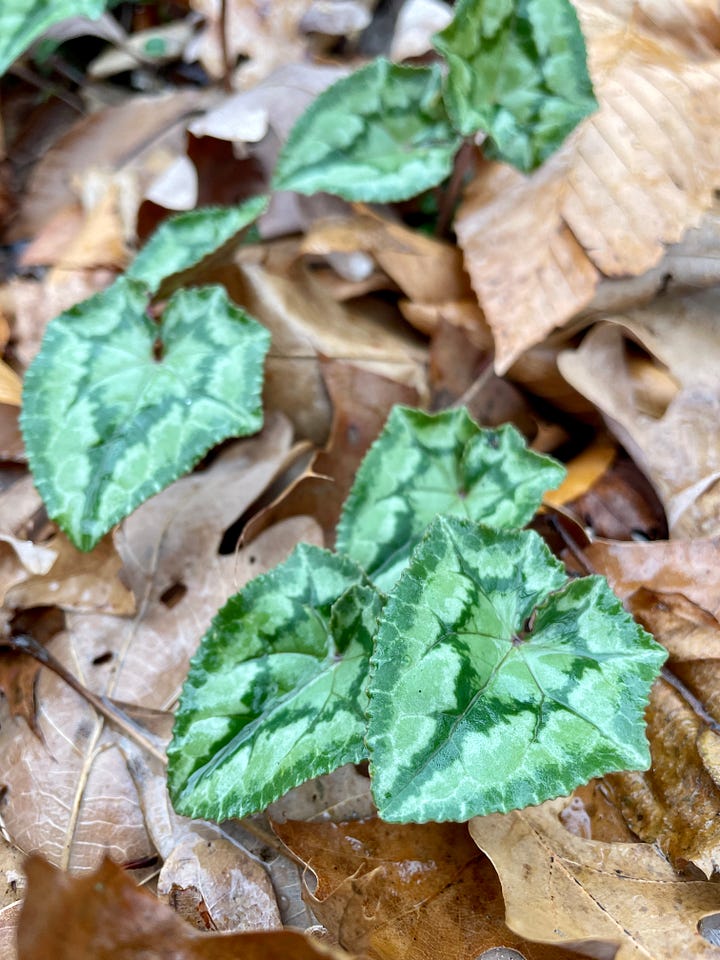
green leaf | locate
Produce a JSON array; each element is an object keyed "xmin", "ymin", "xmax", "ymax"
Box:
[
  {"xmin": 367, "ymin": 517, "xmax": 667, "ymax": 822},
  {"xmin": 433, "ymin": 0, "xmax": 597, "ymax": 172},
  {"xmin": 127, "ymin": 196, "xmax": 269, "ymax": 295},
  {"xmin": 272, "ymin": 58, "xmax": 462, "ymax": 202},
  {"xmin": 20, "ymin": 279, "xmax": 270, "ymax": 551},
  {"xmin": 167, "ymin": 546, "xmax": 382, "ymax": 820},
  {"xmin": 335, "ymin": 406, "xmax": 565, "ymax": 592},
  {"xmin": 0, "ymin": 0, "xmax": 108, "ymax": 76}
]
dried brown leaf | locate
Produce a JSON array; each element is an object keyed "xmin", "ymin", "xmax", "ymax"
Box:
[
  {"xmin": 470, "ymin": 797, "xmax": 720, "ymax": 959},
  {"xmin": 456, "ymin": 3, "xmax": 720, "ymax": 371},
  {"xmin": 157, "ymin": 830, "xmax": 282, "ymax": 932},
  {"xmin": 210, "ymin": 261, "xmax": 427, "ymax": 443},
  {"xmin": 558, "ymin": 291, "xmax": 720, "ymax": 537},
  {"xmin": 10, "ymin": 89, "xmax": 208, "ymax": 242},
  {"xmin": 274, "ymin": 817, "xmax": 587, "ymax": 960},
  {"xmin": 16, "ymin": 856, "xmax": 355, "ymax": 960}
]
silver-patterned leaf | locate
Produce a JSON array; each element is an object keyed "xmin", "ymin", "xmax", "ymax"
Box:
[
  {"xmin": 367, "ymin": 516, "xmax": 667, "ymax": 822},
  {"xmin": 335, "ymin": 406, "xmax": 565, "ymax": 591},
  {"xmin": 21, "ymin": 279, "xmax": 269, "ymax": 550},
  {"xmin": 168, "ymin": 546, "xmax": 382, "ymax": 820}
]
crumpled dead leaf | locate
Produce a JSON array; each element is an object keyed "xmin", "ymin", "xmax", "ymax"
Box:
[
  {"xmin": 470, "ymin": 797, "xmax": 720, "ymax": 959},
  {"xmin": 10, "ymin": 89, "xmax": 208, "ymax": 242},
  {"xmin": 558, "ymin": 290, "xmax": 720, "ymax": 538},
  {"xmin": 274, "ymin": 816, "xmax": 588, "ymax": 960},
  {"xmin": 16, "ymin": 855, "xmax": 355, "ymax": 960},
  {"xmin": 190, "ymin": 0, "xmax": 314, "ymax": 87},
  {"xmin": 0, "ymin": 417, "xmax": 307, "ymax": 872},
  {"xmin": 209, "ymin": 260, "xmax": 427, "ymax": 443},
  {"xmin": 157, "ymin": 828, "xmax": 282, "ymax": 933},
  {"xmin": 456, "ymin": 0, "xmax": 720, "ymax": 372}
]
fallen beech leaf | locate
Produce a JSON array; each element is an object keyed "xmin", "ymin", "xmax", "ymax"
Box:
[
  {"xmin": 562, "ymin": 453, "xmax": 668, "ymax": 542},
  {"xmin": 582, "ymin": 550, "xmax": 720, "ymax": 673},
  {"xmin": 274, "ymin": 816, "xmax": 587, "ymax": 960},
  {"xmin": 244, "ymin": 360, "xmax": 419, "ymax": 546},
  {"xmin": 0, "ymin": 418, "xmax": 304, "ymax": 872},
  {"xmin": 4, "ymin": 270, "xmax": 117, "ymax": 369},
  {"xmin": 558, "ymin": 291, "xmax": 720, "ymax": 538},
  {"xmin": 470, "ymin": 796, "xmax": 720, "ymax": 959},
  {"xmin": 390, "ymin": 0, "xmax": 453, "ymax": 61},
  {"xmin": 456, "ymin": 3, "xmax": 720, "ymax": 371},
  {"xmin": 190, "ymin": 0, "xmax": 313, "ymax": 87},
  {"xmin": 0, "ymin": 406, "xmax": 26, "ymax": 462},
  {"xmin": 157, "ymin": 830, "xmax": 281, "ymax": 932},
  {"xmin": 16, "ymin": 856, "xmax": 355, "ymax": 960},
  {"xmin": 0, "ymin": 903, "xmax": 21, "ymax": 960},
  {"xmin": 268, "ymin": 764, "xmax": 374, "ymax": 824}
]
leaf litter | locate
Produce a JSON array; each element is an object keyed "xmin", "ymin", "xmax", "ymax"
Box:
[{"xmin": 3, "ymin": 0, "xmax": 720, "ymax": 957}]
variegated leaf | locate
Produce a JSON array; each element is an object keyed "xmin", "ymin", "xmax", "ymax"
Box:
[
  {"xmin": 367, "ymin": 516, "xmax": 667, "ymax": 822},
  {"xmin": 434, "ymin": 0, "xmax": 597, "ymax": 171},
  {"xmin": 272, "ymin": 59, "xmax": 461, "ymax": 202},
  {"xmin": 335, "ymin": 406, "xmax": 565, "ymax": 592},
  {"xmin": 127, "ymin": 196, "xmax": 268, "ymax": 295},
  {"xmin": 168, "ymin": 545, "xmax": 382, "ymax": 820},
  {"xmin": 21, "ymin": 279, "xmax": 269, "ymax": 551}
]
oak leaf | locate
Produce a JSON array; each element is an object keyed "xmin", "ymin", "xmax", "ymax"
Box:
[
  {"xmin": 274, "ymin": 816, "xmax": 587, "ymax": 960},
  {"xmin": 470, "ymin": 797, "xmax": 720, "ymax": 959}
]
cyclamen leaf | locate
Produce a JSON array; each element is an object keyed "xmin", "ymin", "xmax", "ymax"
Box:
[
  {"xmin": 168, "ymin": 546, "xmax": 382, "ymax": 820},
  {"xmin": 127, "ymin": 195, "xmax": 269, "ymax": 295},
  {"xmin": 367, "ymin": 517, "xmax": 667, "ymax": 822},
  {"xmin": 272, "ymin": 59, "xmax": 462, "ymax": 202},
  {"xmin": 0, "ymin": 0, "xmax": 107, "ymax": 76},
  {"xmin": 21, "ymin": 279, "xmax": 269, "ymax": 551},
  {"xmin": 433, "ymin": 0, "xmax": 597, "ymax": 172},
  {"xmin": 335, "ymin": 406, "xmax": 565, "ymax": 592}
]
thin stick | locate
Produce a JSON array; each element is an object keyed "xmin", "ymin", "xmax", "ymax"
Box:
[{"xmin": 3, "ymin": 634, "xmax": 168, "ymax": 765}]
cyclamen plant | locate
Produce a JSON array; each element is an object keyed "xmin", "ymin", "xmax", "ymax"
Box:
[
  {"xmin": 14, "ymin": 0, "xmax": 666, "ymax": 826},
  {"xmin": 166, "ymin": 407, "xmax": 667, "ymax": 824}
]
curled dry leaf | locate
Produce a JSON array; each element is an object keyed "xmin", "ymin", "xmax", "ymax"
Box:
[
  {"xmin": 455, "ymin": 1, "xmax": 720, "ymax": 372},
  {"xmin": 470, "ymin": 797, "xmax": 720, "ymax": 959},
  {"xmin": 208, "ymin": 260, "xmax": 427, "ymax": 443},
  {"xmin": 0, "ymin": 418, "xmax": 303, "ymax": 873},
  {"xmin": 3, "ymin": 533, "xmax": 135, "ymax": 616},
  {"xmin": 17, "ymin": 856, "xmax": 355, "ymax": 960},
  {"xmin": 558, "ymin": 291, "xmax": 720, "ymax": 538},
  {"xmin": 10, "ymin": 89, "xmax": 208, "ymax": 242},
  {"xmin": 274, "ymin": 817, "xmax": 588, "ymax": 960},
  {"xmin": 301, "ymin": 210, "xmax": 491, "ymax": 344},
  {"xmin": 190, "ymin": 0, "xmax": 314, "ymax": 87}
]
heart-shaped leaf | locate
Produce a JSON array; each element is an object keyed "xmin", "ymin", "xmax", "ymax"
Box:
[
  {"xmin": 127, "ymin": 196, "xmax": 269, "ymax": 295},
  {"xmin": 434, "ymin": 0, "xmax": 597, "ymax": 171},
  {"xmin": 168, "ymin": 545, "xmax": 382, "ymax": 820},
  {"xmin": 367, "ymin": 516, "xmax": 667, "ymax": 822},
  {"xmin": 272, "ymin": 59, "xmax": 462, "ymax": 202},
  {"xmin": 21, "ymin": 278, "xmax": 270, "ymax": 551},
  {"xmin": 335, "ymin": 406, "xmax": 565, "ymax": 592}
]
